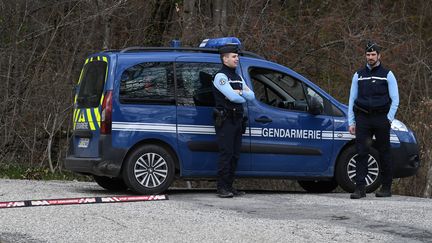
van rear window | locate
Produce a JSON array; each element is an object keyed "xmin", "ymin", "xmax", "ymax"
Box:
[
  {"xmin": 119, "ymin": 62, "xmax": 175, "ymax": 104},
  {"xmin": 77, "ymin": 61, "xmax": 107, "ymax": 108},
  {"xmin": 176, "ymin": 62, "xmax": 220, "ymax": 107}
]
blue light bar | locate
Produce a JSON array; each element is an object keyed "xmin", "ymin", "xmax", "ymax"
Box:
[
  {"xmin": 170, "ymin": 39, "xmax": 182, "ymax": 47},
  {"xmin": 199, "ymin": 37, "xmax": 242, "ymax": 49}
]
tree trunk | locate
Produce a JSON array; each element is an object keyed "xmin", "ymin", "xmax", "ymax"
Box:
[
  {"xmin": 182, "ymin": 0, "xmax": 196, "ymax": 44},
  {"xmin": 213, "ymin": 0, "xmax": 227, "ymax": 36},
  {"xmin": 103, "ymin": 14, "xmax": 112, "ymax": 50},
  {"xmin": 95, "ymin": 0, "xmax": 113, "ymax": 50},
  {"xmin": 424, "ymin": 161, "xmax": 432, "ymax": 198},
  {"xmin": 44, "ymin": 113, "xmax": 57, "ymax": 173}
]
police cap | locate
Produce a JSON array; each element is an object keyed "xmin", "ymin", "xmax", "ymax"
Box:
[
  {"xmin": 219, "ymin": 44, "xmax": 239, "ymax": 54},
  {"xmin": 365, "ymin": 41, "xmax": 381, "ymax": 53}
]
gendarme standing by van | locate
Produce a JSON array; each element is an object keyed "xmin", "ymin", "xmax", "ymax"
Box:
[
  {"xmin": 348, "ymin": 41, "xmax": 399, "ymax": 199},
  {"xmin": 65, "ymin": 37, "xmax": 420, "ymax": 195}
]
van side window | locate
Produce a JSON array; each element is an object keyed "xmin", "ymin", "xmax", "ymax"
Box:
[
  {"xmin": 175, "ymin": 62, "xmax": 220, "ymax": 106},
  {"xmin": 77, "ymin": 61, "xmax": 107, "ymax": 108},
  {"xmin": 304, "ymin": 86, "xmax": 324, "ymax": 115},
  {"xmin": 120, "ymin": 62, "xmax": 174, "ymax": 104},
  {"xmin": 250, "ymin": 68, "xmax": 308, "ymax": 112},
  {"xmin": 304, "ymin": 84, "xmax": 344, "ymax": 116}
]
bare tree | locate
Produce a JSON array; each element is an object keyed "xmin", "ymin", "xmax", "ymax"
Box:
[
  {"xmin": 212, "ymin": 0, "xmax": 227, "ymax": 35},
  {"xmin": 182, "ymin": 0, "xmax": 196, "ymax": 43},
  {"xmin": 0, "ymin": 0, "xmax": 431, "ymax": 197}
]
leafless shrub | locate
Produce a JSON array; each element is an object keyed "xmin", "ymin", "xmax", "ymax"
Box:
[{"xmin": 0, "ymin": 0, "xmax": 430, "ymax": 196}]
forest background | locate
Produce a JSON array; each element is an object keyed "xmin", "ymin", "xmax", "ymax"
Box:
[{"xmin": 0, "ymin": 0, "xmax": 431, "ymax": 197}]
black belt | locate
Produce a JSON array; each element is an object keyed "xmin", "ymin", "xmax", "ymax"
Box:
[
  {"xmin": 354, "ymin": 104, "xmax": 388, "ymax": 115},
  {"xmin": 225, "ymin": 108, "xmax": 243, "ymax": 118}
]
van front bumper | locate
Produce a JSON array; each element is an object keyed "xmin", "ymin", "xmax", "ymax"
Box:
[
  {"xmin": 392, "ymin": 142, "xmax": 420, "ymax": 178},
  {"xmin": 65, "ymin": 135, "xmax": 127, "ymax": 177}
]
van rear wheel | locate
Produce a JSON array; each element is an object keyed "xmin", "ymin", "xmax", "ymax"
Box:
[
  {"xmin": 93, "ymin": 175, "xmax": 128, "ymax": 192},
  {"xmin": 335, "ymin": 145, "xmax": 381, "ymax": 193},
  {"xmin": 298, "ymin": 180, "xmax": 338, "ymax": 193},
  {"xmin": 122, "ymin": 144, "xmax": 175, "ymax": 195}
]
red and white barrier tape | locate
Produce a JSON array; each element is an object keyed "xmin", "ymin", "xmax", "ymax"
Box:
[{"xmin": 0, "ymin": 195, "xmax": 168, "ymax": 209}]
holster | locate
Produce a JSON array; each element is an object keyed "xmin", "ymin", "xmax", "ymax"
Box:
[
  {"xmin": 241, "ymin": 116, "xmax": 248, "ymax": 134},
  {"xmin": 213, "ymin": 108, "xmax": 226, "ymax": 128}
]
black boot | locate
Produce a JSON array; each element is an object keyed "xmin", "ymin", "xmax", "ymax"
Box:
[
  {"xmin": 230, "ymin": 188, "xmax": 246, "ymax": 196},
  {"xmin": 217, "ymin": 188, "xmax": 234, "ymax": 198},
  {"xmin": 350, "ymin": 186, "xmax": 366, "ymax": 199},
  {"xmin": 375, "ymin": 185, "xmax": 392, "ymax": 197}
]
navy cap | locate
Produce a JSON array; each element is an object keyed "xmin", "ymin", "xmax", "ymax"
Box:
[
  {"xmin": 365, "ymin": 41, "xmax": 381, "ymax": 53},
  {"xmin": 219, "ymin": 44, "xmax": 239, "ymax": 54}
]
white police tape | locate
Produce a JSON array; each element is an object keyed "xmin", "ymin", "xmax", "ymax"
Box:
[{"xmin": 0, "ymin": 195, "xmax": 168, "ymax": 209}]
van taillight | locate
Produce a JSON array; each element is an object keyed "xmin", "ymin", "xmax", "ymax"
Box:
[{"xmin": 101, "ymin": 91, "xmax": 113, "ymax": 134}]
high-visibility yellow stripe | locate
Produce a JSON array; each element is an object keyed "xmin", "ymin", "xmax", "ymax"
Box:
[
  {"xmin": 78, "ymin": 110, "xmax": 86, "ymax": 122},
  {"xmin": 74, "ymin": 109, "xmax": 80, "ymax": 123},
  {"xmin": 103, "ymin": 56, "xmax": 109, "ymax": 81},
  {"xmin": 78, "ymin": 58, "xmax": 90, "ymax": 85},
  {"xmin": 77, "ymin": 67, "xmax": 84, "ymax": 84},
  {"xmin": 73, "ymin": 109, "xmax": 77, "ymax": 129},
  {"xmin": 94, "ymin": 107, "xmax": 101, "ymax": 128},
  {"xmin": 86, "ymin": 109, "xmax": 96, "ymax": 130},
  {"xmin": 100, "ymin": 93, "xmax": 105, "ymax": 106},
  {"xmin": 73, "ymin": 108, "xmax": 80, "ymax": 129},
  {"xmin": 73, "ymin": 109, "xmax": 77, "ymax": 122}
]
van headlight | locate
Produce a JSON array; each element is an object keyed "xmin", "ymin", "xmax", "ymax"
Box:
[{"xmin": 391, "ymin": 119, "xmax": 408, "ymax": 132}]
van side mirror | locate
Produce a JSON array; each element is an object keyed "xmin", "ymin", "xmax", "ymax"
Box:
[{"xmin": 308, "ymin": 97, "xmax": 323, "ymax": 115}]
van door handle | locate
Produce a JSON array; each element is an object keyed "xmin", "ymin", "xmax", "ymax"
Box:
[{"xmin": 255, "ymin": 117, "xmax": 272, "ymax": 123}]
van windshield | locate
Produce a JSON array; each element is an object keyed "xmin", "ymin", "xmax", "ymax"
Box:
[{"xmin": 77, "ymin": 61, "xmax": 107, "ymax": 108}]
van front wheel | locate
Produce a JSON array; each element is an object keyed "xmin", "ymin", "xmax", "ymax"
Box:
[
  {"xmin": 335, "ymin": 145, "xmax": 381, "ymax": 193},
  {"xmin": 122, "ymin": 145, "xmax": 175, "ymax": 195}
]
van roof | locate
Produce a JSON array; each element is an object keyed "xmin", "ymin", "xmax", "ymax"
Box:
[{"xmin": 100, "ymin": 47, "xmax": 265, "ymax": 60}]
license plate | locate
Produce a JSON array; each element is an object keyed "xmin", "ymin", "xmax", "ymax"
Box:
[
  {"xmin": 78, "ymin": 138, "xmax": 90, "ymax": 148},
  {"xmin": 75, "ymin": 122, "xmax": 89, "ymax": 130}
]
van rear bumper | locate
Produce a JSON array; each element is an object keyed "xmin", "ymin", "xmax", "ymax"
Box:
[
  {"xmin": 65, "ymin": 135, "xmax": 127, "ymax": 177},
  {"xmin": 64, "ymin": 157, "xmax": 122, "ymax": 177},
  {"xmin": 392, "ymin": 142, "xmax": 420, "ymax": 178}
]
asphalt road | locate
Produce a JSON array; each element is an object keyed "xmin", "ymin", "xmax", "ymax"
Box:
[{"xmin": 0, "ymin": 179, "xmax": 431, "ymax": 243}]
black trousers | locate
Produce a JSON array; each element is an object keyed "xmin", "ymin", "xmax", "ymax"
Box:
[
  {"xmin": 215, "ymin": 116, "xmax": 243, "ymax": 190},
  {"xmin": 354, "ymin": 112, "xmax": 392, "ymax": 187}
]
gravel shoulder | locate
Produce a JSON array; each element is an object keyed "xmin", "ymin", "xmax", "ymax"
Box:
[{"xmin": 0, "ymin": 179, "xmax": 431, "ymax": 243}]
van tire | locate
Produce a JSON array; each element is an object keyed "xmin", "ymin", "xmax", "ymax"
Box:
[
  {"xmin": 297, "ymin": 180, "xmax": 338, "ymax": 193},
  {"xmin": 122, "ymin": 144, "xmax": 175, "ymax": 195},
  {"xmin": 335, "ymin": 145, "xmax": 381, "ymax": 193},
  {"xmin": 93, "ymin": 175, "xmax": 128, "ymax": 192}
]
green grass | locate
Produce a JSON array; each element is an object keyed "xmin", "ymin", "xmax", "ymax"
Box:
[{"xmin": 0, "ymin": 164, "xmax": 92, "ymax": 181}]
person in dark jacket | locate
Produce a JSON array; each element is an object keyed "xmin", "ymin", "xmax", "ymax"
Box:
[
  {"xmin": 348, "ymin": 41, "xmax": 399, "ymax": 199},
  {"xmin": 212, "ymin": 44, "xmax": 255, "ymax": 198}
]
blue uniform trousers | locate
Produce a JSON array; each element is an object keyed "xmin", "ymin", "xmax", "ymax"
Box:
[
  {"xmin": 215, "ymin": 116, "xmax": 243, "ymax": 190},
  {"xmin": 354, "ymin": 112, "xmax": 393, "ymax": 187}
]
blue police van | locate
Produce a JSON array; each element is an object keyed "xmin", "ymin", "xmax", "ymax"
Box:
[{"xmin": 65, "ymin": 37, "xmax": 420, "ymax": 194}]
